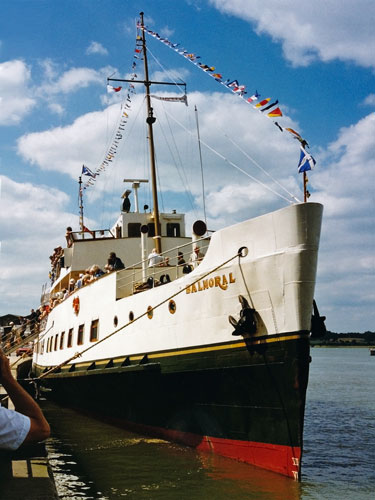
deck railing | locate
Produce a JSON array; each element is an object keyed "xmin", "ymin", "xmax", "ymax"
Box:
[{"xmin": 116, "ymin": 236, "xmax": 210, "ymax": 297}]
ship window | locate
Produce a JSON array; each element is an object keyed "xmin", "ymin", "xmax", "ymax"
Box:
[
  {"xmin": 129, "ymin": 311, "xmax": 134, "ymax": 322},
  {"xmin": 90, "ymin": 319, "xmax": 99, "ymax": 342},
  {"xmin": 114, "ymin": 315, "xmax": 118, "ymax": 327},
  {"xmin": 168, "ymin": 300, "xmax": 176, "ymax": 314},
  {"xmin": 77, "ymin": 324, "xmax": 85, "ymax": 345},
  {"xmin": 147, "ymin": 306, "xmax": 153, "ymax": 319},
  {"xmin": 47, "ymin": 337, "xmax": 51, "ymax": 353},
  {"xmin": 166, "ymin": 223, "xmax": 180, "ymax": 237},
  {"xmin": 54, "ymin": 334, "xmax": 59, "ymax": 351},
  {"xmin": 41, "ymin": 340, "xmax": 44, "ymax": 355},
  {"xmin": 67, "ymin": 328, "xmax": 73, "ymax": 348},
  {"xmin": 60, "ymin": 331, "xmax": 65, "ymax": 350},
  {"xmin": 147, "ymin": 223, "xmax": 161, "ymax": 237},
  {"xmin": 128, "ymin": 223, "xmax": 141, "ymax": 237}
]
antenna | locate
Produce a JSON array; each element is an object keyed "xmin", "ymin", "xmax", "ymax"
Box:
[
  {"xmin": 194, "ymin": 105, "xmax": 207, "ymax": 226},
  {"xmin": 78, "ymin": 175, "xmax": 84, "ymax": 235}
]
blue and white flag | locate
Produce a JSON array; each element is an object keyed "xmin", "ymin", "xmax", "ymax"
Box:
[
  {"xmin": 298, "ymin": 146, "xmax": 316, "ymax": 173},
  {"xmin": 82, "ymin": 165, "xmax": 96, "ymax": 178}
]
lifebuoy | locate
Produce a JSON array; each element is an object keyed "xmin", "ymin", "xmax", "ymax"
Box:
[{"xmin": 72, "ymin": 296, "xmax": 80, "ymax": 315}]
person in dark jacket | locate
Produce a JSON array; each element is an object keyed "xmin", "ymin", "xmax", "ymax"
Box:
[{"xmin": 105, "ymin": 252, "xmax": 125, "ymax": 272}]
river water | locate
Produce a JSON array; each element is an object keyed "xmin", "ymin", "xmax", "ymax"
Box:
[{"xmin": 43, "ymin": 348, "xmax": 375, "ymax": 499}]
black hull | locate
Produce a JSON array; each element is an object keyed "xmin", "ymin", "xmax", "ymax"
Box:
[{"xmin": 34, "ymin": 332, "xmax": 310, "ymax": 479}]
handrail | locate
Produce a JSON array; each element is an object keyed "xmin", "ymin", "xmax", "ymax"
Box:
[
  {"xmin": 116, "ymin": 236, "xmax": 211, "ymax": 295},
  {"xmin": 0, "ymin": 319, "xmax": 47, "ymax": 357},
  {"xmin": 125, "ymin": 234, "xmax": 210, "ymax": 271},
  {"xmin": 35, "ymin": 250, "xmax": 242, "ymax": 381}
]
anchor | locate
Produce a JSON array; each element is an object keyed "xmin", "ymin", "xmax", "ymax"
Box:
[
  {"xmin": 229, "ymin": 295, "xmax": 257, "ymax": 336},
  {"xmin": 310, "ymin": 300, "xmax": 327, "ymax": 338}
]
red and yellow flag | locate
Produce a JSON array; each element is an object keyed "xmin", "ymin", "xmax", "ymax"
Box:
[{"xmin": 255, "ymin": 98, "xmax": 271, "ymax": 108}]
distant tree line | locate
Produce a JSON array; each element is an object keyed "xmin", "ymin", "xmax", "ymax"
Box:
[{"xmin": 312, "ymin": 330, "xmax": 375, "ymax": 346}]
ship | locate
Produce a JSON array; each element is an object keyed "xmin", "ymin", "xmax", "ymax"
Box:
[{"xmin": 28, "ymin": 13, "xmax": 324, "ymax": 480}]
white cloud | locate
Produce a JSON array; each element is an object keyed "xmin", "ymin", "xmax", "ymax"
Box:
[
  {"xmin": 210, "ymin": 0, "xmax": 375, "ymax": 68},
  {"xmin": 48, "ymin": 102, "xmax": 64, "ymax": 115},
  {"xmin": 17, "ymin": 102, "xmax": 124, "ymax": 177},
  {"xmin": 35, "ymin": 59, "xmax": 116, "ymax": 115},
  {"xmin": 151, "ymin": 67, "xmax": 190, "ymax": 83},
  {"xmin": 160, "ymin": 26, "xmax": 175, "ymax": 38},
  {"xmin": 363, "ymin": 94, "xmax": 375, "ymax": 107},
  {"xmin": 0, "ymin": 175, "xmax": 74, "ymax": 315},
  {"xmin": 39, "ymin": 66, "xmax": 112, "ymax": 95},
  {"xmin": 16, "ymin": 91, "xmax": 300, "ymax": 206},
  {"xmin": 86, "ymin": 41, "xmax": 108, "ymax": 56},
  {"xmin": 39, "ymin": 58, "xmax": 59, "ymax": 80},
  {"xmin": 310, "ymin": 113, "xmax": 375, "ymax": 331},
  {"xmin": 12, "ymin": 89, "xmax": 375, "ymax": 330},
  {"xmin": 0, "ymin": 60, "xmax": 36, "ymax": 125}
]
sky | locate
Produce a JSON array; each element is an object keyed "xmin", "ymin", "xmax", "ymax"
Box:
[{"xmin": 0, "ymin": 0, "xmax": 374, "ymax": 332}]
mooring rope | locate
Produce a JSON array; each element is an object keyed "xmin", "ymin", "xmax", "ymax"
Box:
[{"xmin": 35, "ymin": 250, "xmax": 243, "ymax": 380}]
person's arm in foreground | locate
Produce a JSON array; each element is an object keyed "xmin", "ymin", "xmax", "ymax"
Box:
[{"xmin": 0, "ymin": 349, "xmax": 50, "ymax": 445}]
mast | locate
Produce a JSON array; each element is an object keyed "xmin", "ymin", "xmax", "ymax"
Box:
[
  {"xmin": 78, "ymin": 175, "xmax": 84, "ymax": 235},
  {"xmin": 107, "ymin": 13, "xmax": 186, "ymax": 253},
  {"xmin": 140, "ymin": 11, "xmax": 161, "ymax": 253},
  {"xmin": 303, "ymin": 172, "xmax": 310, "ymax": 202}
]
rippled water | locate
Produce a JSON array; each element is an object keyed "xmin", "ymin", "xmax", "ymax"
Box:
[{"xmin": 43, "ymin": 348, "xmax": 375, "ymax": 499}]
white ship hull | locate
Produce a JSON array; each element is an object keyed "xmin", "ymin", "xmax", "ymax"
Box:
[{"xmin": 33, "ymin": 202, "xmax": 323, "ymax": 479}]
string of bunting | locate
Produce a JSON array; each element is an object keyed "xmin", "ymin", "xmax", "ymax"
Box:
[
  {"xmin": 137, "ymin": 22, "xmax": 315, "ymax": 170},
  {"xmin": 81, "ymin": 36, "xmax": 143, "ymax": 189}
]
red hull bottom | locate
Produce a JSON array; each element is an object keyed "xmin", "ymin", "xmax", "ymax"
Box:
[
  {"xmin": 195, "ymin": 434, "xmax": 300, "ymax": 480},
  {"xmin": 106, "ymin": 417, "xmax": 301, "ymax": 480}
]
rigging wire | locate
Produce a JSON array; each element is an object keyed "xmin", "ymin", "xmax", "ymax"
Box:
[
  {"xmin": 146, "ymin": 45, "xmax": 187, "ymax": 96},
  {"xmin": 224, "ymin": 134, "xmax": 301, "ymax": 203},
  {"xmin": 145, "ymin": 42, "xmax": 300, "ymax": 205},
  {"xmin": 161, "ymin": 108, "xmax": 295, "ymax": 205},
  {"xmin": 157, "ymin": 103, "xmax": 197, "ymax": 216},
  {"xmin": 142, "ymin": 44, "xmax": 198, "ymax": 216}
]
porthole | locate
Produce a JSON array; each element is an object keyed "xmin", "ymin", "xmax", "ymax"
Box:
[
  {"xmin": 147, "ymin": 306, "xmax": 153, "ymax": 319},
  {"xmin": 113, "ymin": 315, "xmax": 118, "ymax": 327},
  {"xmin": 129, "ymin": 311, "xmax": 134, "ymax": 322},
  {"xmin": 168, "ymin": 300, "xmax": 176, "ymax": 314}
]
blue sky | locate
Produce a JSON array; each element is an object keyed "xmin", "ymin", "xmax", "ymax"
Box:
[{"xmin": 0, "ymin": 0, "xmax": 374, "ymax": 332}]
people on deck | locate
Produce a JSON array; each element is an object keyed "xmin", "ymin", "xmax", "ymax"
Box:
[
  {"xmin": 122, "ymin": 190, "xmax": 131, "ymax": 213},
  {"xmin": 148, "ymin": 248, "xmax": 164, "ymax": 267},
  {"xmin": 65, "ymin": 227, "xmax": 74, "ymax": 248},
  {"xmin": 68, "ymin": 278, "xmax": 76, "ymax": 293},
  {"xmin": 90, "ymin": 265, "xmax": 105, "ymax": 279},
  {"xmin": 105, "ymin": 252, "xmax": 125, "ymax": 272},
  {"xmin": 190, "ymin": 246, "xmax": 203, "ymax": 268},
  {"xmin": 76, "ymin": 274, "xmax": 84, "ymax": 289},
  {"xmin": 177, "ymin": 252, "xmax": 185, "ymax": 266}
]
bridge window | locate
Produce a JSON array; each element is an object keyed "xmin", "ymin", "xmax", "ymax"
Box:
[
  {"xmin": 167, "ymin": 223, "xmax": 180, "ymax": 237},
  {"xmin": 147, "ymin": 223, "xmax": 161, "ymax": 237},
  {"xmin": 128, "ymin": 223, "xmax": 141, "ymax": 237}
]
